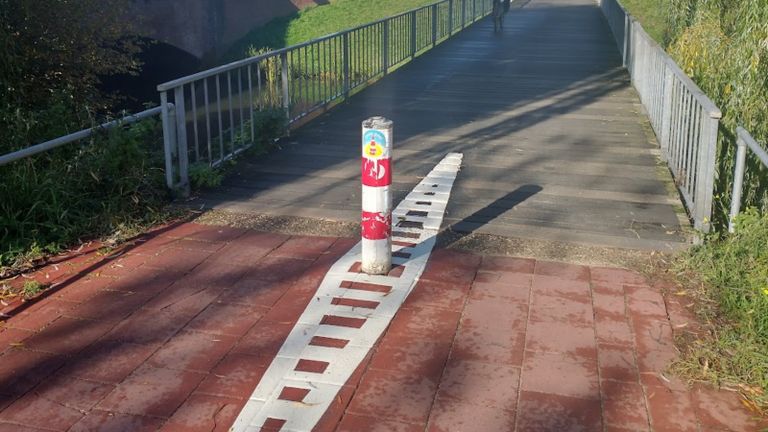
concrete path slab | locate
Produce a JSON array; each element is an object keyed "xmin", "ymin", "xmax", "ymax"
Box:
[
  {"xmin": 0, "ymin": 223, "xmax": 763, "ymax": 431},
  {"xmin": 193, "ymin": 0, "xmax": 688, "ymax": 251}
]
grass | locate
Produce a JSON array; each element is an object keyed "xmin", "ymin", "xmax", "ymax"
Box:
[
  {"xmin": 0, "ymin": 116, "xmax": 173, "ymax": 273},
  {"xmin": 221, "ymin": 0, "xmax": 446, "ymax": 62},
  {"xmin": 22, "ymin": 280, "xmax": 43, "ymax": 299},
  {"xmin": 617, "ymin": 0, "xmax": 669, "ymax": 44},
  {"xmin": 671, "ymin": 209, "xmax": 768, "ymax": 411}
]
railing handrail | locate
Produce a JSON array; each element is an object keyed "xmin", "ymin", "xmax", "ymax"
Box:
[
  {"xmin": 728, "ymin": 127, "xmax": 767, "ymax": 232},
  {"xmin": 737, "ymin": 126, "xmax": 768, "ymax": 165},
  {"xmin": 598, "ymin": 0, "xmax": 724, "ymax": 234},
  {"xmin": 157, "ymin": 0, "xmax": 450, "ymax": 92},
  {"xmin": 158, "ymin": 0, "xmax": 490, "ymax": 193},
  {"xmin": 623, "ymin": 14, "xmax": 721, "ymax": 119},
  {"xmin": 0, "ymin": 105, "xmax": 170, "ymax": 167}
]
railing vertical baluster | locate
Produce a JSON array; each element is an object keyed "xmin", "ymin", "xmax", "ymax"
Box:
[
  {"xmin": 302, "ymin": 45, "xmax": 308, "ymax": 109},
  {"xmin": 216, "ymin": 75, "xmax": 224, "ymax": 162},
  {"xmin": 448, "ymin": 0, "xmax": 453, "ymax": 35},
  {"xmin": 411, "ymin": 11, "xmax": 417, "ymax": 57},
  {"xmin": 247, "ymin": 65, "xmax": 255, "ymax": 143},
  {"xmin": 383, "ymin": 20, "xmax": 389, "ymax": 74},
  {"xmin": 173, "ymin": 85, "xmax": 190, "ymax": 195},
  {"xmin": 227, "ymin": 71, "xmax": 235, "ymax": 153},
  {"xmin": 681, "ymin": 93, "xmax": 692, "ymax": 188},
  {"xmin": 687, "ymin": 106, "xmax": 703, "ymax": 192},
  {"xmin": 659, "ymin": 65, "xmax": 673, "ymax": 161},
  {"xmin": 343, "ymin": 32, "xmax": 350, "ymax": 98},
  {"xmin": 432, "ymin": 5, "xmax": 438, "ymax": 47},
  {"xmin": 623, "ymin": 14, "xmax": 630, "ymax": 67},
  {"xmin": 203, "ymin": 79, "xmax": 212, "ymax": 163},
  {"xmin": 256, "ymin": 63, "xmax": 263, "ymax": 110},
  {"xmin": 334, "ymin": 36, "xmax": 340, "ymax": 98},
  {"xmin": 694, "ymin": 114, "xmax": 719, "ymax": 233},
  {"xmin": 314, "ymin": 42, "xmax": 319, "ymax": 106},
  {"xmin": 190, "ymin": 84, "xmax": 200, "ymax": 163},
  {"xmin": 728, "ymin": 132, "xmax": 749, "ymax": 233},
  {"xmin": 462, "ymin": 0, "xmax": 466, "ymax": 28},
  {"xmin": 160, "ymin": 91, "xmax": 175, "ymax": 189},
  {"xmin": 673, "ymin": 83, "xmax": 683, "ymax": 174},
  {"xmin": 281, "ymin": 51, "xmax": 290, "ymax": 121},
  {"xmin": 238, "ymin": 68, "xmax": 245, "ymax": 148}
]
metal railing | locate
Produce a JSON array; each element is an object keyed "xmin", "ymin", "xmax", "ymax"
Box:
[
  {"xmin": 597, "ymin": 0, "xmax": 722, "ymax": 233},
  {"xmin": 0, "ymin": 105, "xmax": 170, "ymax": 167},
  {"xmin": 157, "ymin": 0, "xmax": 493, "ymax": 194},
  {"xmin": 728, "ymin": 127, "xmax": 768, "ymax": 233}
]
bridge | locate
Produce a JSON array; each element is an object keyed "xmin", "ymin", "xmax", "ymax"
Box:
[
  {"xmin": 181, "ymin": 0, "xmax": 688, "ymax": 251},
  {"xmin": 4, "ymin": 0, "xmax": 766, "ymax": 431},
  {"xmin": 131, "ymin": 0, "xmax": 321, "ymax": 60}
]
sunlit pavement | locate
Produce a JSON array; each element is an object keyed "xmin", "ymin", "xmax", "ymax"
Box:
[{"xmin": 0, "ymin": 222, "xmax": 764, "ymax": 431}]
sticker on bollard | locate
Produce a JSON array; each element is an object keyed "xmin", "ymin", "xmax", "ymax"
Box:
[
  {"xmin": 361, "ymin": 211, "xmax": 391, "ymax": 240},
  {"xmin": 361, "ymin": 117, "xmax": 393, "ymax": 275},
  {"xmin": 361, "ymin": 158, "xmax": 391, "ymax": 187}
]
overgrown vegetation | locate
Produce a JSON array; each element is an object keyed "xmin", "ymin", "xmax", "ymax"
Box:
[
  {"xmin": 672, "ymin": 209, "xmax": 768, "ymax": 410},
  {"xmin": 619, "ymin": 0, "xmax": 768, "ymax": 411},
  {"xmin": 0, "ymin": 118, "xmax": 170, "ymax": 268},
  {"xmin": 619, "ymin": 0, "xmax": 768, "ymax": 230},
  {"xmin": 21, "ymin": 280, "xmax": 43, "ymax": 299},
  {"xmin": 223, "ymin": 0, "xmax": 443, "ymax": 62},
  {"xmin": 0, "ymin": 0, "xmax": 172, "ymax": 270}
]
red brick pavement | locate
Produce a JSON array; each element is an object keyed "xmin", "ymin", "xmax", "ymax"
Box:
[{"xmin": 0, "ymin": 222, "xmax": 765, "ymax": 431}]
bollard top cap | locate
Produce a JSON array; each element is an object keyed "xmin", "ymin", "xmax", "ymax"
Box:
[{"xmin": 362, "ymin": 116, "xmax": 393, "ymax": 129}]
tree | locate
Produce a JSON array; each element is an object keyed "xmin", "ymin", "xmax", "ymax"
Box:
[{"xmin": 0, "ymin": 0, "xmax": 143, "ymax": 151}]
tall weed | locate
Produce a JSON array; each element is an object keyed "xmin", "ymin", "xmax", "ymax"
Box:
[
  {"xmin": 674, "ymin": 209, "xmax": 768, "ymax": 408},
  {"xmin": 666, "ymin": 0, "xmax": 768, "ymax": 230},
  {"xmin": 0, "ymin": 114, "xmax": 169, "ymax": 268}
]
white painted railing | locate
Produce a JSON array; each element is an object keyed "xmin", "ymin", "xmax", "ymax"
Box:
[
  {"xmin": 157, "ymin": 0, "xmax": 494, "ymax": 195},
  {"xmin": 598, "ymin": 0, "xmax": 722, "ymax": 233}
]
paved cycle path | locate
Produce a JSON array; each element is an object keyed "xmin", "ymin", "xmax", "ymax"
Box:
[
  {"xmin": 0, "ymin": 223, "xmax": 764, "ymax": 431},
  {"xmin": 195, "ymin": 0, "xmax": 688, "ymax": 251}
]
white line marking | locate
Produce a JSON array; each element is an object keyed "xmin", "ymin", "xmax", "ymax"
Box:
[{"xmin": 230, "ymin": 152, "xmax": 463, "ymax": 432}]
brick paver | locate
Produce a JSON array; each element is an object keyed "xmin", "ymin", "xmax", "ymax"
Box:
[{"xmin": 0, "ymin": 222, "xmax": 766, "ymax": 431}]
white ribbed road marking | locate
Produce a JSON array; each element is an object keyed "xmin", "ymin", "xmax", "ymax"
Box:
[{"xmin": 230, "ymin": 152, "xmax": 463, "ymax": 432}]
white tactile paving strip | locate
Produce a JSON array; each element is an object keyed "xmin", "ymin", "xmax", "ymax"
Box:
[{"xmin": 230, "ymin": 152, "xmax": 463, "ymax": 432}]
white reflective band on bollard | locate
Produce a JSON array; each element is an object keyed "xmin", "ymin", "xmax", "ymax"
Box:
[{"xmin": 360, "ymin": 117, "xmax": 393, "ymax": 275}]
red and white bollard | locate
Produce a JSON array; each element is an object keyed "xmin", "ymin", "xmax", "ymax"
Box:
[{"xmin": 361, "ymin": 117, "xmax": 393, "ymax": 275}]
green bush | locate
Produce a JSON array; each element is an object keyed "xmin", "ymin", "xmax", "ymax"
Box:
[
  {"xmin": 665, "ymin": 0, "xmax": 768, "ymax": 230},
  {"xmin": 189, "ymin": 163, "xmax": 225, "ymax": 189},
  {"xmin": 0, "ymin": 116, "xmax": 169, "ymax": 268},
  {"xmin": 674, "ymin": 208, "xmax": 768, "ymax": 408}
]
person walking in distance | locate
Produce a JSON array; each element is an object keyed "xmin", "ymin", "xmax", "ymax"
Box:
[{"xmin": 492, "ymin": 0, "xmax": 504, "ymax": 32}]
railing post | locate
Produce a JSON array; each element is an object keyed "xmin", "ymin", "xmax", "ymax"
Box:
[
  {"xmin": 343, "ymin": 32, "xmax": 350, "ymax": 97},
  {"xmin": 160, "ymin": 92, "xmax": 175, "ymax": 190},
  {"xmin": 382, "ymin": 20, "xmax": 389, "ymax": 74},
  {"xmin": 361, "ymin": 116, "xmax": 393, "ymax": 275},
  {"xmin": 472, "ymin": 0, "xmax": 476, "ymax": 21},
  {"xmin": 622, "ymin": 11, "xmax": 630, "ymax": 67},
  {"xmin": 432, "ymin": 4, "xmax": 438, "ymax": 47},
  {"xmin": 694, "ymin": 115, "xmax": 720, "ymax": 234},
  {"xmin": 173, "ymin": 86, "xmax": 190, "ymax": 197},
  {"xmin": 461, "ymin": 0, "xmax": 466, "ymax": 28},
  {"xmin": 280, "ymin": 52, "xmax": 290, "ymax": 120},
  {"xmin": 728, "ymin": 133, "xmax": 748, "ymax": 233},
  {"xmin": 448, "ymin": 0, "xmax": 454, "ymax": 35},
  {"xmin": 410, "ymin": 11, "xmax": 417, "ymax": 58},
  {"xmin": 659, "ymin": 66, "xmax": 674, "ymax": 161}
]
